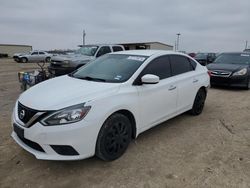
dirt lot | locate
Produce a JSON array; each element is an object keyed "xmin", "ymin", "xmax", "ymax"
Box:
[{"xmin": 0, "ymin": 58, "xmax": 250, "ymax": 188}]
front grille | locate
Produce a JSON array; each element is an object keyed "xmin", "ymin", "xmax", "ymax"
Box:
[
  {"xmin": 18, "ymin": 102, "xmax": 39, "ymax": 124},
  {"xmin": 18, "ymin": 135, "xmax": 45, "ymax": 152},
  {"xmin": 211, "ymin": 70, "xmax": 231, "ymax": 77},
  {"xmin": 50, "ymin": 61, "xmax": 63, "ymax": 68}
]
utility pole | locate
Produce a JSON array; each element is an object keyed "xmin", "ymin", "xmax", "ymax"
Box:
[
  {"xmin": 83, "ymin": 30, "xmax": 86, "ymax": 46},
  {"xmin": 245, "ymin": 40, "xmax": 248, "ymax": 50},
  {"xmin": 176, "ymin": 33, "xmax": 181, "ymax": 51}
]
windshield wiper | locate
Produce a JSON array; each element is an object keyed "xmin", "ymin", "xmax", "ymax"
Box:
[{"xmin": 75, "ymin": 76, "xmax": 106, "ymax": 82}]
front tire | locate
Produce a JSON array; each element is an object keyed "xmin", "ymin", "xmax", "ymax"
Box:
[
  {"xmin": 96, "ymin": 113, "xmax": 132, "ymax": 161},
  {"xmin": 246, "ymin": 79, "xmax": 250, "ymax": 90},
  {"xmin": 190, "ymin": 89, "xmax": 207, "ymax": 115}
]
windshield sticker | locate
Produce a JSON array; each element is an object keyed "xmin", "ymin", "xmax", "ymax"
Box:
[
  {"xmin": 114, "ymin": 75, "xmax": 122, "ymax": 80},
  {"xmin": 127, "ymin": 56, "xmax": 146, "ymax": 62},
  {"xmin": 241, "ymin": 54, "xmax": 250, "ymax": 57}
]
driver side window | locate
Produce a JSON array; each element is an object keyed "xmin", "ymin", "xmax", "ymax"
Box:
[{"xmin": 96, "ymin": 46, "xmax": 111, "ymax": 57}]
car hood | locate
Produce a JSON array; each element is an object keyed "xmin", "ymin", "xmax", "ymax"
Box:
[
  {"xmin": 18, "ymin": 75, "xmax": 121, "ymax": 111},
  {"xmin": 195, "ymin": 57, "xmax": 206, "ymax": 60},
  {"xmin": 51, "ymin": 53, "xmax": 94, "ymax": 63},
  {"xmin": 207, "ymin": 63, "xmax": 248, "ymax": 71}
]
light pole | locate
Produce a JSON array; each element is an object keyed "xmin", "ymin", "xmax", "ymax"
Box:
[
  {"xmin": 83, "ymin": 30, "xmax": 86, "ymax": 46},
  {"xmin": 176, "ymin": 33, "xmax": 181, "ymax": 51}
]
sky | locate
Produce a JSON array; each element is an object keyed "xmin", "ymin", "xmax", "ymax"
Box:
[{"xmin": 0, "ymin": 0, "xmax": 249, "ymax": 52}]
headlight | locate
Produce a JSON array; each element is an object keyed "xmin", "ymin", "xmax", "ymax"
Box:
[
  {"xmin": 232, "ymin": 68, "xmax": 247, "ymax": 76},
  {"xmin": 41, "ymin": 104, "xmax": 91, "ymax": 126},
  {"xmin": 61, "ymin": 60, "xmax": 71, "ymax": 67}
]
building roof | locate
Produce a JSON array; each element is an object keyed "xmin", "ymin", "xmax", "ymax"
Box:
[
  {"xmin": 0, "ymin": 44, "xmax": 32, "ymax": 47},
  {"xmin": 114, "ymin": 49, "xmax": 183, "ymax": 56},
  {"xmin": 119, "ymin": 41, "xmax": 173, "ymax": 48}
]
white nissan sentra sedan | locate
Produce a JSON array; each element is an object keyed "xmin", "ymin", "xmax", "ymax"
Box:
[{"xmin": 12, "ymin": 50, "xmax": 210, "ymax": 161}]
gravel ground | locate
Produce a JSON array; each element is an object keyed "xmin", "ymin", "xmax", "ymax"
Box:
[{"xmin": 0, "ymin": 58, "xmax": 250, "ymax": 188}]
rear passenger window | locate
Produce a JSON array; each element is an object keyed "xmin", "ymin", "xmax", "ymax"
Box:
[
  {"xmin": 170, "ymin": 55, "xmax": 194, "ymax": 76},
  {"xmin": 112, "ymin": 46, "xmax": 123, "ymax": 52},
  {"xmin": 141, "ymin": 56, "xmax": 171, "ymax": 80}
]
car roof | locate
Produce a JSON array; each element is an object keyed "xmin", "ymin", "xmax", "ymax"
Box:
[{"xmin": 113, "ymin": 50, "xmax": 184, "ymax": 57}]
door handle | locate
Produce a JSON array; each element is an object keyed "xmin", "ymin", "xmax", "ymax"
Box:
[
  {"xmin": 168, "ymin": 85, "xmax": 176, "ymax": 91},
  {"xmin": 193, "ymin": 79, "xmax": 198, "ymax": 83}
]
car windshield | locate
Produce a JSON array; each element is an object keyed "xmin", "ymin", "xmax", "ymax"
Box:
[
  {"xmin": 75, "ymin": 46, "xmax": 98, "ymax": 56},
  {"xmin": 72, "ymin": 54, "xmax": 148, "ymax": 83},
  {"xmin": 214, "ymin": 53, "xmax": 250, "ymax": 65},
  {"xmin": 195, "ymin": 53, "xmax": 208, "ymax": 59}
]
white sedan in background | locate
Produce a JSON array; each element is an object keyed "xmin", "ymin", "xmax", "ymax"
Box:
[
  {"xmin": 12, "ymin": 50, "xmax": 210, "ymax": 161},
  {"xmin": 13, "ymin": 50, "xmax": 52, "ymax": 63}
]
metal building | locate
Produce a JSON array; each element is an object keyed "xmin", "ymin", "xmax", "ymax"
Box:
[
  {"xmin": 0, "ymin": 44, "xmax": 32, "ymax": 57},
  {"xmin": 119, "ymin": 42, "xmax": 173, "ymax": 51}
]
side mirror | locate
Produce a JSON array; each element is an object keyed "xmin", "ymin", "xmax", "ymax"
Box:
[{"xmin": 141, "ymin": 74, "xmax": 159, "ymax": 84}]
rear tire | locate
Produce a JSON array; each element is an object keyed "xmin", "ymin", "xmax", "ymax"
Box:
[
  {"xmin": 96, "ymin": 113, "xmax": 132, "ymax": 161},
  {"xmin": 45, "ymin": 57, "xmax": 51, "ymax": 62},
  {"xmin": 21, "ymin": 57, "xmax": 28, "ymax": 63},
  {"xmin": 190, "ymin": 89, "xmax": 206, "ymax": 115}
]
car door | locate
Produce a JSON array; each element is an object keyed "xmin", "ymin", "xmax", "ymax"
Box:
[
  {"xmin": 135, "ymin": 55, "xmax": 177, "ymax": 130},
  {"xmin": 169, "ymin": 55, "xmax": 198, "ymax": 113},
  {"xmin": 95, "ymin": 46, "xmax": 111, "ymax": 58},
  {"xmin": 29, "ymin": 51, "xmax": 39, "ymax": 62},
  {"xmin": 38, "ymin": 51, "xmax": 46, "ymax": 61}
]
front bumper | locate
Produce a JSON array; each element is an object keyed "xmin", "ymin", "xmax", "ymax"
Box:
[
  {"xmin": 11, "ymin": 105, "xmax": 101, "ymax": 160},
  {"xmin": 210, "ymin": 75, "xmax": 249, "ymax": 88},
  {"xmin": 48, "ymin": 66, "xmax": 76, "ymax": 76}
]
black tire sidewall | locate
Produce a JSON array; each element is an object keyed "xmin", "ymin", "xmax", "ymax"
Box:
[
  {"xmin": 21, "ymin": 57, "xmax": 27, "ymax": 63},
  {"xmin": 45, "ymin": 57, "xmax": 51, "ymax": 62},
  {"xmin": 191, "ymin": 89, "xmax": 206, "ymax": 115},
  {"xmin": 96, "ymin": 113, "xmax": 132, "ymax": 161}
]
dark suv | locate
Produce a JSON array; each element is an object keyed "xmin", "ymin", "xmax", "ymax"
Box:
[{"xmin": 194, "ymin": 53, "xmax": 216, "ymax": 66}]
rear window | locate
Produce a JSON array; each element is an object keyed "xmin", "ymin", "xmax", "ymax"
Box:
[
  {"xmin": 112, "ymin": 46, "xmax": 123, "ymax": 52},
  {"xmin": 214, "ymin": 53, "xmax": 250, "ymax": 65},
  {"xmin": 170, "ymin": 55, "xmax": 194, "ymax": 76}
]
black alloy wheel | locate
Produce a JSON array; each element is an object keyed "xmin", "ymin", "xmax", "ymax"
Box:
[
  {"xmin": 96, "ymin": 113, "xmax": 132, "ymax": 161},
  {"xmin": 190, "ymin": 89, "xmax": 206, "ymax": 115}
]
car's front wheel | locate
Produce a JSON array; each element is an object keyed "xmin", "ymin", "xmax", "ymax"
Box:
[
  {"xmin": 96, "ymin": 113, "xmax": 132, "ymax": 161},
  {"xmin": 190, "ymin": 88, "xmax": 207, "ymax": 115},
  {"xmin": 246, "ymin": 78, "xmax": 250, "ymax": 90}
]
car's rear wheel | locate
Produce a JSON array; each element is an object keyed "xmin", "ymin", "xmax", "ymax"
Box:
[
  {"xmin": 190, "ymin": 89, "xmax": 206, "ymax": 115},
  {"xmin": 45, "ymin": 57, "xmax": 51, "ymax": 62},
  {"xmin": 96, "ymin": 113, "xmax": 132, "ymax": 161},
  {"xmin": 21, "ymin": 57, "xmax": 28, "ymax": 63}
]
